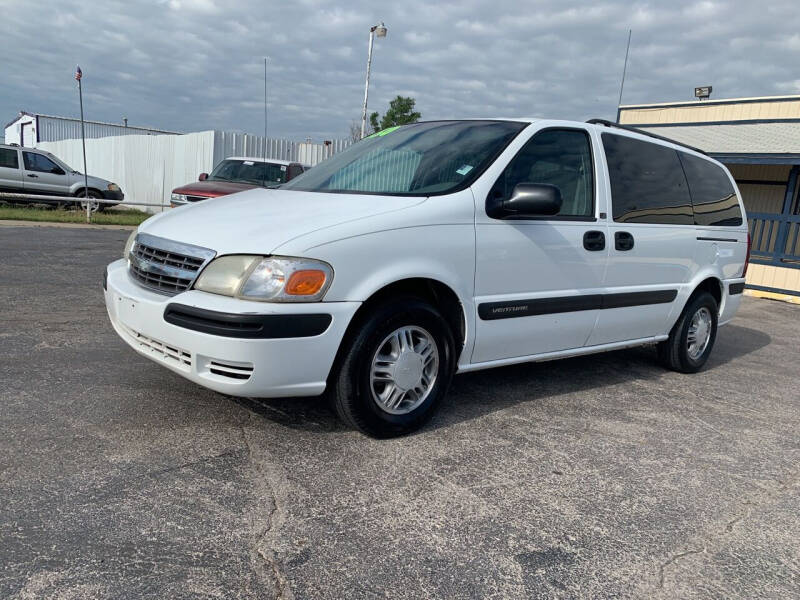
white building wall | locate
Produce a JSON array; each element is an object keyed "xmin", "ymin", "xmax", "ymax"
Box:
[
  {"xmin": 4, "ymin": 114, "xmax": 36, "ymax": 146},
  {"xmin": 38, "ymin": 131, "xmax": 351, "ymax": 212}
]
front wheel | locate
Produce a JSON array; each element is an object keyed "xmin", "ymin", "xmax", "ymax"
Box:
[
  {"xmin": 657, "ymin": 291, "xmax": 718, "ymax": 373},
  {"xmin": 75, "ymin": 190, "xmax": 103, "ymax": 213},
  {"xmin": 329, "ymin": 297, "xmax": 456, "ymax": 438}
]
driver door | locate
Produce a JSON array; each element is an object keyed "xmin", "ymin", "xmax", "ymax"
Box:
[
  {"xmin": 22, "ymin": 151, "xmax": 69, "ymax": 196},
  {"xmin": 471, "ymin": 126, "xmax": 608, "ymax": 364}
]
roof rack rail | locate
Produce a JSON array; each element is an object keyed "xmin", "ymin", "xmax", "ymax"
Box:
[{"xmin": 586, "ymin": 118, "xmax": 707, "ymax": 156}]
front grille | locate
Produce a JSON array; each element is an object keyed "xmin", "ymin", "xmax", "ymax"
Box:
[
  {"xmin": 128, "ymin": 233, "xmax": 215, "ymax": 296},
  {"xmin": 130, "ymin": 260, "xmax": 194, "ymax": 294},
  {"xmin": 122, "ymin": 325, "xmax": 192, "ymax": 371},
  {"xmin": 186, "ymin": 195, "xmax": 210, "ymax": 203},
  {"xmin": 134, "ymin": 244, "xmax": 206, "ymax": 270}
]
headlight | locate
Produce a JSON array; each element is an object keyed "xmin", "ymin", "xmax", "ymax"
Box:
[
  {"xmin": 123, "ymin": 229, "xmax": 138, "ymax": 260},
  {"xmin": 108, "ymin": 183, "xmax": 120, "ymax": 192},
  {"xmin": 171, "ymin": 193, "xmax": 187, "ymax": 203},
  {"xmin": 194, "ymin": 255, "xmax": 333, "ymax": 302}
]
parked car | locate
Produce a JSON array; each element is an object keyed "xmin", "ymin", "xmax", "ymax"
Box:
[
  {"xmin": 0, "ymin": 143, "xmax": 123, "ymax": 211},
  {"xmin": 170, "ymin": 157, "xmax": 308, "ymax": 207},
  {"xmin": 105, "ymin": 118, "xmax": 749, "ymax": 437}
]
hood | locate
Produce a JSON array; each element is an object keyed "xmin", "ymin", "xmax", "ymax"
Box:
[
  {"xmin": 141, "ymin": 188, "xmax": 424, "ymax": 255},
  {"xmin": 172, "ymin": 180, "xmax": 257, "ymax": 197}
]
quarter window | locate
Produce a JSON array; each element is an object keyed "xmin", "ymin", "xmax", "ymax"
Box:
[
  {"xmin": 23, "ymin": 152, "xmax": 60, "ymax": 174},
  {"xmin": 679, "ymin": 152, "xmax": 743, "ymax": 226},
  {"xmin": 489, "ymin": 129, "xmax": 594, "ymax": 218},
  {"xmin": 602, "ymin": 133, "xmax": 693, "ymax": 225},
  {"xmin": 0, "ymin": 148, "xmax": 19, "ymax": 169}
]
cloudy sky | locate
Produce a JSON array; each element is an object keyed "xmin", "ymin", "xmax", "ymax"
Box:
[{"xmin": 2, "ymin": 0, "xmax": 799, "ymax": 141}]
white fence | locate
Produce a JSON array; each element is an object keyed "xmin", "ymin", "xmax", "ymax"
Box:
[{"xmin": 38, "ymin": 131, "xmax": 351, "ymax": 212}]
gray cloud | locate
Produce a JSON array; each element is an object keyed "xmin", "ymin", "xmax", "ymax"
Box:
[{"xmin": 1, "ymin": 0, "xmax": 798, "ymax": 140}]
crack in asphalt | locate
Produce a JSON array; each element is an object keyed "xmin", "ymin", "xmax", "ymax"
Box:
[
  {"xmin": 238, "ymin": 412, "xmax": 294, "ymax": 600},
  {"xmin": 658, "ymin": 548, "xmax": 706, "ymax": 588},
  {"xmin": 658, "ymin": 472, "xmax": 799, "ymax": 590}
]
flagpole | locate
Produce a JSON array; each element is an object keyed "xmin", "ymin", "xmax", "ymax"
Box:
[{"xmin": 76, "ymin": 66, "xmax": 90, "ymax": 222}]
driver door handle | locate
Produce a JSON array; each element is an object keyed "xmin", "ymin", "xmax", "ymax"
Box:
[
  {"xmin": 615, "ymin": 231, "xmax": 635, "ymax": 251},
  {"xmin": 27, "ymin": 173, "xmax": 39, "ymax": 178}
]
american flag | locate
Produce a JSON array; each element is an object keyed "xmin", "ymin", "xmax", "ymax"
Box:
[{"xmin": 75, "ymin": 65, "xmax": 82, "ymax": 81}]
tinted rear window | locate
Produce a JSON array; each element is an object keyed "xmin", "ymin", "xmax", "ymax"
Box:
[
  {"xmin": 603, "ymin": 133, "xmax": 693, "ymax": 225},
  {"xmin": 0, "ymin": 148, "xmax": 19, "ymax": 169},
  {"xmin": 679, "ymin": 152, "xmax": 743, "ymax": 226}
]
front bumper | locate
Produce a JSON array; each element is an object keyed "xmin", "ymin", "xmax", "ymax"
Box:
[
  {"xmin": 101, "ymin": 189, "xmax": 125, "ymax": 203},
  {"xmin": 104, "ymin": 259, "xmax": 360, "ymax": 397}
]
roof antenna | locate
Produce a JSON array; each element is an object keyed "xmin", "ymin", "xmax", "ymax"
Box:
[{"xmin": 616, "ymin": 29, "xmax": 632, "ymax": 122}]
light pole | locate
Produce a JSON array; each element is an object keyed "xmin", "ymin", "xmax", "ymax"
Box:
[{"xmin": 360, "ymin": 22, "xmax": 387, "ymax": 139}]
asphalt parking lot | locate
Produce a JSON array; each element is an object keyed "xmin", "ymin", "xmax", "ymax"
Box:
[{"xmin": 1, "ymin": 224, "xmax": 798, "ymax": 599}]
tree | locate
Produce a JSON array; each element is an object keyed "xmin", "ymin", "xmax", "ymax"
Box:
[
  {"xmin": 348, "ymin": 119, "xmax": 362, "ymax": 144},
  {"xmin": 369, "ymin": 96, "xmax": 421, "ymax": 134}
]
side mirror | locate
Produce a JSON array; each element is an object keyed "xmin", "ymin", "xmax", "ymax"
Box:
[
  {"xmin": 489, "ymin": 183, "xmax": 562, "ymax": 219},
  {"xmin": 50, "ymin": 166, "xmax": 65, "ymax": 175},
  {"xmin": 198, "ymin": 173, "xmax": 208, "ymax": 181}
]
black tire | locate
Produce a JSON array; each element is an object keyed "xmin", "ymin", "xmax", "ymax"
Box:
[
  {"xmin": 657, "ymin": 291, "xmax": 718, "ymax": 373},
  {"xmin": 329, "ymin": 297, "xmax": 456, "ymax": 438}
]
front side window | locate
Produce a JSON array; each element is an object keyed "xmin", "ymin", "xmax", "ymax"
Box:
[
  {"xmin": 23, "ymin": 152, "xmax": 60, "ymax": 174},
  {"xmin": 679, "ymin": 152, "xmax": 743, "ymax": 227},
  {"xmin": 208, "ymin": 160, "xmax": 287, "ymax": 185},
  {"xmin": 488, "ymin": 128, "xmax": 594, "ymax": 218},
  {"xmin": 0, "ymin": 148, "xmax": 19, "ymax": 169},
  {"xmin": 603, "ymin": 133, "xmax": 693, "ymax": 225},
  {"xmin": 281, "ymin": 120, "xmax": 528, "ymax": 196}
]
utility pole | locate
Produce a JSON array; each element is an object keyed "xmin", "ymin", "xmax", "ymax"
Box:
[
  {"xmin": 616, "ymin": 30, "xmax": 632, "ymax": 121},
  {"xmin": 360, "ymin": 23, "xmax": 387, "ymax": 139},
  {"xmin": 76, "ymin": 65, "xmax": 91, "ymax": 222}
]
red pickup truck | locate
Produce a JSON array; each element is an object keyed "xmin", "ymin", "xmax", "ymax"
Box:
[{"xmin": 170, "ymin": 157, "xmax": 307, "ymax": 207}]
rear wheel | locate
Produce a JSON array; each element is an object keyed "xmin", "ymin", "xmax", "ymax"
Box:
[
  {"xmin": 329, "ymin": 297, "xmax": 456, "ymax": 438},
  {"xmin": 657, "ymin": 291, "xmax": 718, "ymax": 373}
]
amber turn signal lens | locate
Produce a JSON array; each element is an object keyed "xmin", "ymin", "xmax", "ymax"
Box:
[{"xmin": 286, "ymin": 270, "xmax": 327, "ymax": 295}]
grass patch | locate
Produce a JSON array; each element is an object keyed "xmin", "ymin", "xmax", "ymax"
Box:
[{"xmin": 0, "ymin": 203, "xmax": 152, "ymax": 226}]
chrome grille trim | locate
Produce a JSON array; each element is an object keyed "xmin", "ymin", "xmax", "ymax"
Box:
[{"xmin": 128, "ymin": 233, "xmax": 215, "ymax": 296}]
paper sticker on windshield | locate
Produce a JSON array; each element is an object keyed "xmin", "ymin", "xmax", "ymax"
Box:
[
  {"xmin": 243, "ymin": 161, "xmax": 254, "ymax": 165},
  {"xmin": 366, "ymin": 125, "xmax": 401, "ymax": 139},
  {"xmin": 456, "ymin": 165, "xmax": 473, "ymax": 176},
  {"xmin": 280, "ymin": 165, "xmax": 287, "ymax": 171}
]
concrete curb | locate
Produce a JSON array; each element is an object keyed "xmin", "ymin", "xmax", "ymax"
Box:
[{"xmin": 0, "ymin": 219, "xmax": 136, "ymax": 231}]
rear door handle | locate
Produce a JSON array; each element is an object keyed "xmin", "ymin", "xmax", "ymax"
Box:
[
  {"xmin": 583, "ymin": 230, "xmax": 605, "ymax": 251},
  {"xmin": 615, "ymin": 231, "xmax": 634, "ymax": 251},
  {"xmin": 26, "ymin": 173, "xmax": 38, "ymax": 178}
]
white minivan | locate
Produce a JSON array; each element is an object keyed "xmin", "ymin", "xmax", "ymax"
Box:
[{"xmin": 104, "ymin": 119, "xmax": 749, "ymax": 437}]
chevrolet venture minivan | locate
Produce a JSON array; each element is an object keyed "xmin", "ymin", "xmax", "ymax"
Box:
[{"xmin": 105, "ymin": 119, "xmax": 749, "ymax": 437}]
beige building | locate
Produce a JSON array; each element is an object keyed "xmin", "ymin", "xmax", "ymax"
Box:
[{"xmin": 618, "ymin": 94, "xmax": 800, "ymax": 300}]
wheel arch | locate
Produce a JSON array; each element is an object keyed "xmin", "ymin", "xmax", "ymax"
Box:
[
  {"xmin": 330, "ymin": 277, "xmax": 469, "ymax": 377},
  {"xmin": 72, "ymin": 186, "xmax": 104, "ymax": 198}
]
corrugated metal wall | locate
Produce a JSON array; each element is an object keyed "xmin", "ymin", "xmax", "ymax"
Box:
[
  {"xmin": 619, "ymin": 97, "xmax": 800, "ymax": 125},
  {"xmin": 38, "ymin": 116, "xmax": 176, "ymax": 142},
  {"xmin": 38, "ymin": 130, "xmax": 351, "ymax": 212},
  {"xmin": 728, "ymin": 164, "xmax": 791, "ymax": 214},
  {"xmin": 212, "ymin": 133, "xmax": 350, "ymax": 165}
]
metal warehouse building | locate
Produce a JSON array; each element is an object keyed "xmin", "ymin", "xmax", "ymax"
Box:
[
  {"xmin": 4, "ymin": 111, "xmax": 179, "ymax": 147},
  {"xmin": 619, "ymin": 94, "xmax": 800, "ymax": 300}
]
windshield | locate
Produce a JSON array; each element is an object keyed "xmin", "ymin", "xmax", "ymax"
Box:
[
  {"xmin": 46, "ymin": 153, "xmax": 74, "ymax": 172},
  {"xmin": 208, "ymin": 159, "xmax": 287, "ymax": 186},
  {"xmin": 281, "ymin": 120, "xmax": 528, "ymax": 196}
]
